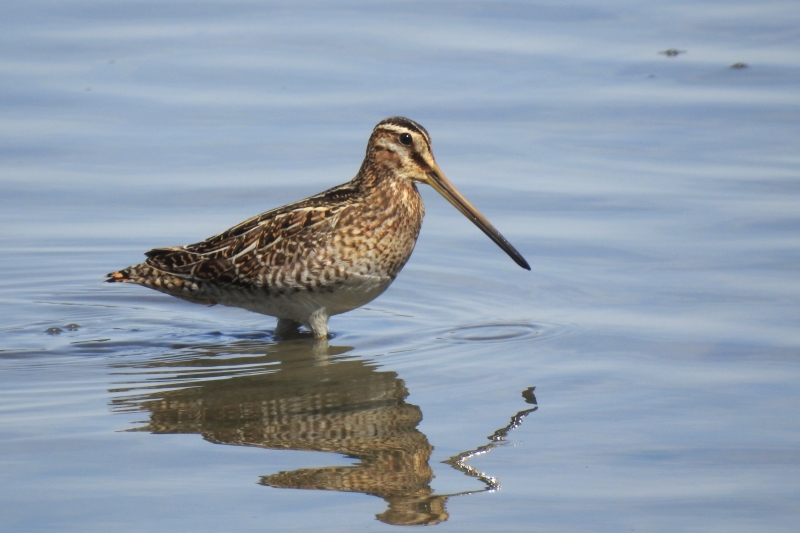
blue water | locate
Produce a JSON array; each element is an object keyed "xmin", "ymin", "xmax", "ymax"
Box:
[{"xmin": 2, "ymin": 1, "xmax": 799, "ymax": 531}]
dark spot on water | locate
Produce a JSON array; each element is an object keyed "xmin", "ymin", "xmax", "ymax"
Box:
[
  {"xmin": 66, "ymin": 324, "xmax": 80, "ymax": 331},
  {"xmin": 46, "ymin": 327, "xmax": 63, "ymax": 335},
  {"xmin": 659, "ymin": 49, "xmax": 685, "ymax": 57},
  {"xmin": 731, "ymin": 62, "xmax": 748, "ymax": 69},
  {"xmin": 522, "ymin": 387, "xmax": 537, "ymax": 405}
]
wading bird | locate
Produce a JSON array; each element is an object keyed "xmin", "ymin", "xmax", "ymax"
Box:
[{"xmin": 107, "ymin": 117, "xmax": 529, "ymax": 338}]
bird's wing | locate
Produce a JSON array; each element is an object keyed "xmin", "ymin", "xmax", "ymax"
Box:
[{"xmin": 143, "ymin": 182, "xmax": 361, "ymax": 286}]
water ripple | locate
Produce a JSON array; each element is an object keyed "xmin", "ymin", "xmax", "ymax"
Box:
[{"xmin": 440, "ymin": 321, "xmax": 577, "ymax": 344}]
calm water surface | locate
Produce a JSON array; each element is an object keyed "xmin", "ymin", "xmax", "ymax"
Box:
[{"xmin": 2, "ymin": 1, "xmax": 799, "ymax": 531}]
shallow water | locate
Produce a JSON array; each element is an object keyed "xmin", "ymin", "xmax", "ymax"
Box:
[{"xmin": 2, "ymin": 1, "xmax": 800, "ymax": 531}]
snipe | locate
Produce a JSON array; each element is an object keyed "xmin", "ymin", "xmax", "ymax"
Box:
[{"xmin": 107, "ymin": 117, "xmax": 529, "ymax": 338}]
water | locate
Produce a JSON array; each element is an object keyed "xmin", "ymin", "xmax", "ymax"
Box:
[{"xmin": 2, "ymin": 1, "xmax": 799, "ymax": 531}]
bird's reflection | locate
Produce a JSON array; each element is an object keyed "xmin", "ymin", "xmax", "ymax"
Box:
[{"xmin": 110, "ymin": 338, "xmax": 536, "ymax": 526}]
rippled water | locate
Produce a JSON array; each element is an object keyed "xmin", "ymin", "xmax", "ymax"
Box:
[{"xmin": 2, "ymin": 1, "xmax": 800, "ymax": 531}]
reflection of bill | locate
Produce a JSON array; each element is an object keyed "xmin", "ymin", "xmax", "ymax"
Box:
[
  {"xmin": 444, "ymin": 387, "xmax": 538, "ymax": 492},
  {"xmin": 111, "ymin": 341, "xmax": 537, "ymax": 526}
]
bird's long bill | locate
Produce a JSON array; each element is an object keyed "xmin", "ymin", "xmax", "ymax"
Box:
[{"xmin": 425, "ymin": 165, "xmax": 531, "ymax": 270}]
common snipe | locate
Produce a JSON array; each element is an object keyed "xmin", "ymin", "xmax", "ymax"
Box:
[{"xmin": 107, "ymin": 117, "xmax": 529, "ymax": 338}]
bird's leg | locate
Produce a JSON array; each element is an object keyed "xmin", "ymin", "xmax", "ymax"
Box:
[
  {"xmin": 275, "ymin": 318, "xmax": 302, "ymax": 339},
  {"xmin": 305, "ymin": 307, "xmax": 330, "ymax": 339}
]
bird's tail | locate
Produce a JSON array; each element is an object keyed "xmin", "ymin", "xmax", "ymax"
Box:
[
  {"xmin": 105, "ymin": 264, "xmax": 217, "ymax": 306},
  {"xmin": 105, "ymin": 266, "xmax": 137, "ymax": 283}
]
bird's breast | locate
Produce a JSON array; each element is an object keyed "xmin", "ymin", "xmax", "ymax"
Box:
[{"xmin": 338, "ymin": 180, "xmax": 424, "ymax": 280}]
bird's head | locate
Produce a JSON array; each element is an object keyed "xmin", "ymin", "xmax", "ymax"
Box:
[{"xmin": 365, "ymin": 117, "xmax": 530, "ymax": 270}]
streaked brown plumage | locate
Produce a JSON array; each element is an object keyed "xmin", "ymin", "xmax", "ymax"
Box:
[{"xmin": 107, "ymin": 117, "xmax": 529, "ymax": 338}]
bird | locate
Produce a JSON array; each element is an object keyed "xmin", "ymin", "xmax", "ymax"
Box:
[{"xmin": 107, "ymin": 117, "xmax": 530, "ymax": 339}]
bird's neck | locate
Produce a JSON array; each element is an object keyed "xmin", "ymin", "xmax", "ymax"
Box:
[
  {"xmin": 349, "ymin": 163, "xmax": 424, "ymax": 224},
  {"xmin": 352, "ymin": 165, "xmax": 416, "ymax": 199}
]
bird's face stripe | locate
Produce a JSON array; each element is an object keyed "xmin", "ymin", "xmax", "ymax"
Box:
[
  {"xmin": 374, "ymin": 117, "xmax": 431, "ymax": 146},
  {"xmin": 410, "ymin": 151, "xmax": 431, "ymax": 172},
  {"xmin": 375, "ymin": 124, "xmax": 428, "ymax": 145}
]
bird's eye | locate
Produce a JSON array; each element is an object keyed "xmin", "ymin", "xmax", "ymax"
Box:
[{"xmin": 399, "ymin": 133, "xmax": 413, "ymax": 146}]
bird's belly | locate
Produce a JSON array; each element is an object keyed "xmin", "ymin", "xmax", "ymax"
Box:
[
  {"xmin": 318, "ymin": 274, "xmax": 395, "ymax": 316},
  {"xmin": 213, "ymin": 274, "xmax": 394, "ymax": 321}
]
